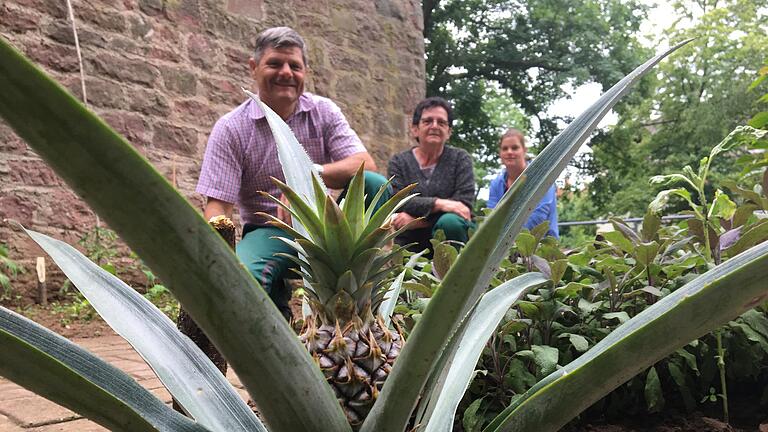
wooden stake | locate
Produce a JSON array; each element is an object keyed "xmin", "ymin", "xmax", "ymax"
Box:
[{"xmin": 35, "ymin": 257, "xmax": 47, "ymax": 306}]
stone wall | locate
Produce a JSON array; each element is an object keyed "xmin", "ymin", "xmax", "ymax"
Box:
[{"xmin": 0, "ymin": 0, "xmax": 425, "ymax": 295}]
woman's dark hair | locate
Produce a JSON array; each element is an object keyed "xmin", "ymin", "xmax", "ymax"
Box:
[{"xmin": 412, "ymin": 97, "xmax": 454, "ymax": 127}]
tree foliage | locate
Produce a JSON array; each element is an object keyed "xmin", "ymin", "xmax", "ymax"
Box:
[
  {"xmin": 423, "ymin": 0, "xmax": 650, "ymax": 166},
  {"xmin": 586, "ymin": 0, "xmax": 768, "ymax": 216}
]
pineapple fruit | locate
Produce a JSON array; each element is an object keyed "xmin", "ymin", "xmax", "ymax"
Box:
[{"xmin": 257, "ymin": 166, "xmax": 417, "ymax": 428}]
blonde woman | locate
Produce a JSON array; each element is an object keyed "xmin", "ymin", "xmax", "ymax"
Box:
[{"xmin": 487, "ymin": 128, "xmax": 559, "ymax": 238}]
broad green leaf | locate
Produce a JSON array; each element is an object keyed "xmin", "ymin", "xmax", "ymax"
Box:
[
  {"xmin": 749, "ymin": 111, "xmax": 768, "ymax": 129},
  {"xmin": 636, "ymin": 242, "xmax": 660, "ymax": 267},
  {"xmin": 603, "ymin": 312, "xmax": 630, "ymax": 324},
  {"xmin": 708, "ymin": 190, "xmax": 736, "ymax": 221},
  {"xmin": 0, "ymin": 38, "xmax": 349, "ymax": 431},
  {"xmin": 403, "ymin": 281, "xmax": 434, "ymax": 297},
  {"xmin": 529, "ymin": 221, "xmax": 551, "ymax": 243},
  {"xmin": 362, "ymin": 42, "xmax": 690, "ymax": 432},
  {"xmin": 641, "ymin": 211, "xmax": 661, "ymax": 242},
  {"xmin": 555, "ymin": 282, "xmax": 590, "ymax": 299},
  {"xmin": 515, "ymin": 232, "xmax": 537, "ymax": 257},
  {"xmin": 644, "ymin": 366, "xmax": 665, "ymax": 413},
  {"xmin": 674, "ymin": 347, "xmax": 700, "ymax": 375},
  {"xmin": 22, "ymin": 228, "xmax": 265, "ymax": 432},
  {"xmin": 578, "ymin": 298, "xmax": 603, "ymax": 314},
  {"xmin": 603, "ymin": 231, "xmax": 634, "ymax": 254},
  {"xmin": 725, "ymin": 219, "xmax": 768, "ymax": 257},
  {"xmin": 422, "ymin": 273, "xmax": 549, "ymax": 432},
  {"xmin": 531, "ymin": 345, "xmax": 559, "ymax": 377},
  {"xmin": 567, "ymin": 252, "xmax": 591, "ymax": 267},
  {"xmin": 462, "ymin": 398, "xmax": 485, "ymax": 432},
  {"xmin": 722, "ymin": 180, "xmax": 767, "ymax": 208},
  {"xmin": 729, "ymin": 321, "xmax": 768, "ymax": 352},
  {"xmin": 485, "ymin": 240, "xmax": 768, "ymax": 432},
  {"xmin": 566, "ymin": 333, "xmax": 590, "ymax": 352},
  {"xmin": 740, "ymin": 309, "xmax": 768, "ymax": 340},
  {"xmin": 433, "ymin": 241, "xmax": 459, "ymax": 280},
  {"xmin": 549, "ymin": 259, "xmax": 569, "ymax": 285},
  {"xmin": 748, "ymin": 72, "xmax": 766, "ymax": 91},
  {"xmin": 506, "ymin": 359, "xmax": 538, "ymax": 394},
  {"xmin": 610, "ymin": 218, "xmax": 641, "ymax": 245},
  {"xmin": 0, "ymin": 308, "xmax": 210, "ymax": 432},
  {"xmin": 517, "ymin": 301, "xmax": 541, "ymax": 319},
  {"xmin": 639, "ymin": 286, "xmax": 663, "ymax": 297},
  {"xmin": 667, "ymin": 361, "xmax": 696, "ymax": 411}
]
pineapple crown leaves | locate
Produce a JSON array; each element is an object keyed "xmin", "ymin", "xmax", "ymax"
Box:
[{"xmin": 262, "ymin": 166, "xmax": 420, "ymax": 320}]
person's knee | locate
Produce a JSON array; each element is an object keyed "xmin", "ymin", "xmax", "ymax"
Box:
[
  {"xmin": 433, "ymin": 213, "xmax": 469, "ymax": 242},
  {"xmin": 236, "ymin": 251, "xmax": 279, "ymax": 294},
  {"xmin": 363, "ymin": 170, "xmax": 391, "ymax": 210},
  {"xmin": 236, "ymin": 228, "xmax": 295, "ymax": 296}
]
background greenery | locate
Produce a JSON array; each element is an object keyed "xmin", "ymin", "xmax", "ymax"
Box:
[{"xmin": 424, "ymin": 0, "xmax": 767, "ymax": 219}]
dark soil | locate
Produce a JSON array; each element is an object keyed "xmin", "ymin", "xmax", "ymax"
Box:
[
  {"xmin": 565, "ymin": 414, "xmax": 765, "ymax": 432},
  {"xmin": 6, "ymin": 301, "xmax": 115, "ymax": 339}
]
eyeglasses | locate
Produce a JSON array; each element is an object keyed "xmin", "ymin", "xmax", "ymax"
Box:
[{"xmin": 419, "ymin": 117, "xmax": 450, "ymax": 128}]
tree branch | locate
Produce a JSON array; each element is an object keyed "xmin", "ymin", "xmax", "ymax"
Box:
[{"xmin": 422, "ymin": 0, "xmax": 440, "ymax": 38}]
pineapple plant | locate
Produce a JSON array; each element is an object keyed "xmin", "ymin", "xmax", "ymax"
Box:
[
  {"xmin": 257, "ymin": 166, "xmax": 417, "ymax": 427},
  {"xmin": 11, "ymin": 35, "xmax": 763, "ymax": 432}
]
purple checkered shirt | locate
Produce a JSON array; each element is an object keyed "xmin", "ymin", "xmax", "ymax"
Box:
[{"xmin": 196, "ymin": 92, "xmax": 366, "ymax": 225}]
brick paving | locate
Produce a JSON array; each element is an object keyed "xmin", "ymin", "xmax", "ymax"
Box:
[{"xmin": 0, "ymin": 335, "xmax": 250, "ymax": 431}]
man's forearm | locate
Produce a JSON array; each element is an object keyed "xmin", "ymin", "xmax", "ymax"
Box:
[
  {"xmin": 204, "ymin": 198, "xmax": 234, "ymax": 221},
  {"xmin": 321, "ymin": 152, "xmax": 377, "ymax": 188}
]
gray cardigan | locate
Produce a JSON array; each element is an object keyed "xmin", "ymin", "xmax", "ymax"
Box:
[{"xmin": 388, "ymin": 145, "xmax": 476, "ymax": 217}]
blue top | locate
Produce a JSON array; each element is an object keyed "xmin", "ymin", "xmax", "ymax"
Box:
[{"xmin": 487, "ymin": 169, "xmax": 559, "ymax": 239}]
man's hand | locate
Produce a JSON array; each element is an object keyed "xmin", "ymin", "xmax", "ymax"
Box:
[
  {"xmin": 434, "ymin": 198, "xmax": 472, "ymax": 220},
  {"xmin": 204, "ymin": 197, "xmax": 234, "ymax": 221},
  {"xmin": 276, "ymin": 194, "xmax": 292, "ymax": 225},
  {"xmin": 391, "ymin": 212, "xmax": 429, "ymax": 231}
]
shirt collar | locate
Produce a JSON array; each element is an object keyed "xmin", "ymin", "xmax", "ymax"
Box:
[{"xmin": 247, "ymin": 93, "xmax": 313, "ymax": 120}]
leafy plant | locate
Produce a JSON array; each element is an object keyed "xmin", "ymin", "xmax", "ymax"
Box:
[
  {"xmin": 3, "ymin": 34, "xmax": 767, "ymax": 432},
  {"xmin": 79, "ymin": 225, "xmax": 120, "ymax": 274},
  {"xmin": 0, "ymin": 243, "xmax": 24, "ymax": 301},
  {"xmin": 648, "ymin": 125, "xmax": 768, "ymax": 423},
  {"xmin": 450, "ymin": 128, "xmax": 768, "ymax": 427}
]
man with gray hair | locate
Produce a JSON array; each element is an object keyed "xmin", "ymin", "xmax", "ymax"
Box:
[{"xmin": 196, "ymin": 26, "xmax": 387, "ymax": 318}]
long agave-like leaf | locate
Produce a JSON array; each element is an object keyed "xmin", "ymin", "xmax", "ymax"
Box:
[
  {"xmin": 485, "ymin": 240, "xmax": 768, "ymax": 432},
  {"xmin": 22, "ymin": 227, "xmax": 265, "ymax": 432},
  {"xmin": 361, "ymin": 41, "xmax": 691, "ymax": 432},
  {"xmin": 243, "ymin": 89, "xmax": 327, "ymax": 211},
  {"xmin": 423, "ymin": 273, "xmax": 550, "ymax": 431},
  {"xmin": 0, "ymin": 37, "xmax": 349, "ymax": 431},
  {"xmin": 0, "ymin": 307, "xmax": 210, "ymax": 432}
]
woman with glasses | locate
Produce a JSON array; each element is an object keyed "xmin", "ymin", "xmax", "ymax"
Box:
[{"xmin": 388, "ymin": 97, "xmax": 476, "ymax": 253}]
